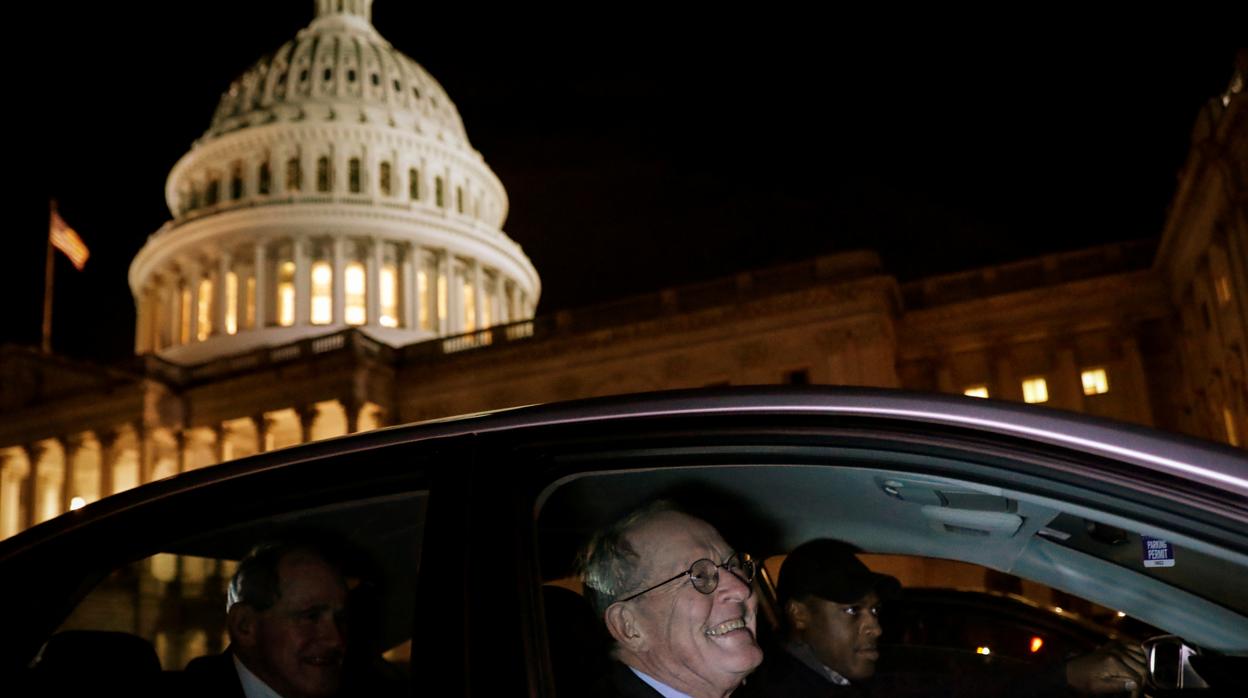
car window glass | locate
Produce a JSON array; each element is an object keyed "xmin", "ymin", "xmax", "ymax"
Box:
[{"xmin": 52, "ymin": 490, "xmax": 426, "ymax": 676}]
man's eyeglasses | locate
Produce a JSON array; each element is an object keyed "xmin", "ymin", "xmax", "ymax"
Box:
[{"xmin": 615, "ymin": 552, "xmax": 756, "ymax": 603}]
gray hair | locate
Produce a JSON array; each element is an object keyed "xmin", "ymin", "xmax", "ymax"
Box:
[{"xmin": 578, "ymin": 500, "xmax": 681, "ymax": 618}]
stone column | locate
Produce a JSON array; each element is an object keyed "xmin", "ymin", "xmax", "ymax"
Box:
[
  {"xmin": 187, "ymin": 262, "xmax": 203, "ymax": 342},
  {"xmin": 341, "ymin": 398, "xmax": 361, "ymax": 435},
  {"xmin": 213, "ymin": 424, "xmax": 227, "ymax": 464},
  {"xmin": 401, "ymin": 243, "xmax": 416, "ymax": 329},
  {"xmin": 471, "ymin": 261, "xmax": 484, "ymax": 331},
  {"xmin": 295, "ymin": 236, "xmax": 311, "ymax": 326},
  {"xmin": 448, "ymin": 259, "xmax": 463, "ymax": 334},
  {"xmin": 992, "ymin": 345, "xmax": 1020, "ymax": 402},
  {"xmin": 251, "ymin": 414, "xmax": 271, "ymax": 454},
  {"xmin": 297, "ymin": 404, "xmax": 320, "ymax": 443},
  {"xmin": 1053, "ymin": 344, "xmax": 1082, "ymax": 412},
  {"xmin": 253, "ymin": 242, "xmax": 268, "ymax": 328},
  {"xmin": 367, "ymin": 240, "xmax": 382, "ymax": 326},
  {"xmin": 174, "ymin": 429, "xmax": 188, "ymax": 475},
  {"xmin": 1121, "ymin": 335, "xmax": 1156, "ymax": 427},
  {"xmin": 135, "ymin": 286, "xmax": 151, "ymax": 354},
  {"xmin": 134, "ymin": 421, "xmax": 151, "ymax": 485},
  {"xmin": 59, "ymin": 435, "xmax": 81, "ymax": 511},
  {"xmin": 437, "ymin": 251, "xmax": 451, "ymax": 334},
  {"xmin": 21, "ymin": 443, "xmax": 45, "ymax": 529},
  {"xmin": 97, "ymin": 429, "xmax": 119, "ymax": 498},
  {"xmin": 215, "ymin": 249, "xmax": 232, "ymax": 335},
  {"xmin": 332, "ymin": 236, "xmax": 346, "ymax": 325}
]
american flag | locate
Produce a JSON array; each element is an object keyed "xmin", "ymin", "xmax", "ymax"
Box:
[{"xmin": 50, "ymin": 210, "xmax": 89, "ymax": 270}]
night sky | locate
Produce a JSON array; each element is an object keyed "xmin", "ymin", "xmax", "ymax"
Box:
[{"xmin": 7, "ymin": 2, "xmax": 1240, "ymax": 363}]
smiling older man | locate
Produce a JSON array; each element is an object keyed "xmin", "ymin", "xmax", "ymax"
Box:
[{"xmin": 580, "ymin": 501, "xmax": 764, "ymax": 698}]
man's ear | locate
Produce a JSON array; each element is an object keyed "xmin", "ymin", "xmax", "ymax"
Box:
[
  {"xmin": 786, "ymin": 599, "xmax": 810, "ymax": 633},
  {"xmin": 227, "ymin": 604, "xmax": 260, "ymax": 650},
  {"xmin": 604, "ymin": 603, "xmax": 645, "ymax": 651}
]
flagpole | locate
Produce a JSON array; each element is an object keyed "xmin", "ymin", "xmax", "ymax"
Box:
[{"xmin": 42, "ymin": 199, "xmax": 56, "ymax": 354}]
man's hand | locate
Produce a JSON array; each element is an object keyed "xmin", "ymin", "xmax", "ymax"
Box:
[{"xmin": 1065, "ymin": 642, "xmax": 1147, "ymax": 695}]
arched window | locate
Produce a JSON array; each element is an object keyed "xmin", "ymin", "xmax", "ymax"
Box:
[
  {"xmin": 317, "ymin": 157, "xmax": 331, "ymax": 192},
  {"xmin": 310, "ymin": 239, "xmax": 333, "ymax": 325},
  {"xmin": 409, "ymin": 168, "xmax": 420, "ymax": 200},
  {"xmin": 205, "ymin": 178, "xmax": 220, "ymax": 207},
  {"xmin": 286, "ymin": 157, "xmax": 302, "ymax": 192},
  {"xmin": 435, "ymin": 177, "xmax": 445, "ymax": 208},
  {"xmin": 379, "ymin": 162, "xmax": 392, "ymax": 196},
  {"xmin": 349, "ymin": 158, "xmax": 362, "ymax": 193},
  {"xmin": 456, "ymin": 186, "xmax": 464, "ymax": 213},
  {"xmin": 197, "ymin": 277, "xmax": 213, "ymax": 340},
  {"xmin": 345, "ymin": 263, "xmax": 366, "ymax": 325},
  {"xmin": 230, "ymin": 163, "xmax": 244, "ymax": 200},
  {"xmin": 258, "ymin": 162, "xmax": 271, "ymax": 195}
]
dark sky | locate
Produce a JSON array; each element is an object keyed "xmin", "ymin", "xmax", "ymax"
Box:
[{"xmin": 6, "ymin": 2, "xmax": 1241, "ymax": 363}]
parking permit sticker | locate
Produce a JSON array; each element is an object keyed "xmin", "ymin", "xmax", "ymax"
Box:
[{"xmin": 1142, "ymin": 536, "xmax": 1175, "ymax": 568}]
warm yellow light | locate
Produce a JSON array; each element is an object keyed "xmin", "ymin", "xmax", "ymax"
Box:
[
  {"xmin": 963, "ymin": 385, "xmax": 989, "ymax": 398},
  {"xmin": 462, "ymin": 280, "xmax": 476, "ymax": 331},
  {"xmin": 225, "ymin": 271, "xmax": 239, "ymax": 335},
  {"xmin": 379, "ymin": 265, "xmax": 399, "ymax": 328},
  {"xmin": 197, "ymin": 278, "xmax": 213, "ymax": 340},
  {"xmin": 311, "ymin": 261, "xmax": 332, "ymax": 325},
  {"xmin": 245, "ymin": 277, "xmax": 256, "ymax": 329},
  {"xmin": 1030, "ymin": 636, "xmax": 1044, "ymax": 653},
  {"xmin": 417, "ymin": 270, "xmax": 430, "ymax": 330},
  {"xmin": 1116, "ymin": 611, "xmax": 1127, "ymax": 618},
  {"xmin": 1225, "ymin": 407, "xmax": 1241, "ymax": 447},
  {"xmin": 278, "ymin": 261, "xmax": 296, "ymax": 327},
  {"xmin": 345, "ymin": 262, "xmax": 366, "ymax": 325},
  {"xmin": 1081, "ymin": 368, "xmax": 1108, "ymax": 396},
  {"xmin": 976, "ymin": 646, "xmax": 991, "ymax": 656},
  {"xmin": 69, "ymin": 496, "xmax": 86, "ymax": 511},
  {"xmin": 180, "ymin": 286, "xmax": 192, "ymax": 344},
  {"xmin": 481, "ymin": 285, "xmax": 494, "ymax": 328},
  {"xmin": 437, "ymin": 275, "xmax": 447, "ymax": 326},
  {"xmin": 1215, "ymin": 275, "xmax": 1232, "ymax": 305},
  {"xmin": 1022, "ymin": 377, "xmax": 1048, "ymax": 403},
  {"xmin": 1053, "ymin": 607, "xmax": 1064, "ymax": 614}
]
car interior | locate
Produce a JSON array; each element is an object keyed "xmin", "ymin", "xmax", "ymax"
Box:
[{"xmin": 23, "ymin": 443, "xmax": 1248, "ymax": 695}]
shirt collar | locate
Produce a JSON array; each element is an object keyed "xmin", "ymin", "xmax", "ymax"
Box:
[
  {"xmin": 785, "ymin": 641, "xmax": 852, "ymax": 686},
  {"xmin": 233, "ymin": 654, "xmax": 286, "ymax": 698},
  {"xmin": 630, "ymin": 667, "xmax": 696, "ymax": 698}
]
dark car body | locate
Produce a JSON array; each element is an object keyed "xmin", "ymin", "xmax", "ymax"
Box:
[{"xmin": 3, "ymin": 387, "xmax": 1247, "ymax": 695}]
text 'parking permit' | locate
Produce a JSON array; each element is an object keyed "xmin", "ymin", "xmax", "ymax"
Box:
[{"xmin": 1142, "ymin": 536, "xmax": 1175, "ymax": 568}]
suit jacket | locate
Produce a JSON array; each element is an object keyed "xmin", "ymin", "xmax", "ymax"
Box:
[
  {"xmin": 738, "ymin": 647, "xmax": 869, "ymax": 698},
  {"xmin": 584, "ymin": 662, "xmax": 668, "ymax": 698},
  {"xmin": 182, "ymin": 650, "xmax": 247, "ymax": 698}
]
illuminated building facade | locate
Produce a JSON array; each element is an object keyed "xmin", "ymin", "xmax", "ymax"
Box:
[{"xmin": 0, "ymin": 3, "xmax": 1243, "ymax": 669}]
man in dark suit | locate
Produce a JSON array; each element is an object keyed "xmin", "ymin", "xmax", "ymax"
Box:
[
  {"xmin": 579, "ymin": 501, "xmax": 764, "ymax": 698},
  {"xmin": 184, "ymin": 539, "xmax": 349, "ymax": 698}
]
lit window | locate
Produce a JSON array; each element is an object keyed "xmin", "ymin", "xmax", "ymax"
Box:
[
  {"xmin": 244, "ymin": 276, "xmax": 256, "ymax": 329},
  {"xmin": 225, "ymin": 271, "xmax": 239, "ymax": 335},
  {"xmin": 1215, "ymin": 275, "xmax": 1232, "ymax": 305},
  {"xmin": 964, "ymin": 385, "xmax": 989, "ymax": 399},
  {"xmin": 462, "ymin": 278, "xmax": 476, "ymax": 331},
  {"xmin": 179, "ymin": 285, "xmax": 192, "ymax": 344},
  {"xmin": 1022, "ymin": 377, "xmax": 1048, "ymax": 404},
  {"xmin": 1226, "ymin": 407, "xmax": 1241, "ymax": 447},
  {"xmin": 277, "ymin": 261, "xmax": 296, "ymax": 327},
  {"xmin": 197, "ymin": 278, "xmax": 213, "ymax": 340},
  {"xmin": 380, "ymin": 264, "xmax": 399, "ymax": 328},
  {"xmin": 311, "ymin": 261, "xmax": 332, "ymax": 325},
  {"xmin": 1081, "ymin": 368, "xmax": 1109, "ymax": 396},
  {"xmin": 417, "ymin": 269, "xmax": 430, "ymax": 330},
  {"xmin": 480, "ymin": 280, "xmax": 494, "ymax": 328},
  {"xmin": 345, "ymin": 262, "xmax": 366, "ymax": 325},
  {"xmin": 379, "ymin": 162, "xmax": 392, "ymax": 196},
  {"xmin": 437, "ymin": 273, "xmax": 448, "ymax": 325}
]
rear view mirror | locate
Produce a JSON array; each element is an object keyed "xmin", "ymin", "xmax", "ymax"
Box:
[{"xmin": 1144, "ymin": 635, "xmax": 1209, "ymax": 690}]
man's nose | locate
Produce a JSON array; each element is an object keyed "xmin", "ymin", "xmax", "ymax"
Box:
[
  {"xmin": 860, "ymin": 612, "xmax": 882, "ymax": 638},
  {"xmin": 717, "ymin": 566, "xmax": 754, "ymax": 600}
]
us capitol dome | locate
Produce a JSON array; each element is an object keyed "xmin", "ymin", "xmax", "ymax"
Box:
[{"xmin": 129, "ymin": 0, "xmax": 540, "ymax": 364}]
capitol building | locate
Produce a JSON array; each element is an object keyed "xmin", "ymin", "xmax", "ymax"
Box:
[{"xmin": 0, "ymin": 2, "xmax": 1245, "ymax": 665}]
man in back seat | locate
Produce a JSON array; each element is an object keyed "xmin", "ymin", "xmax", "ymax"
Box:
[{"xmin": 184, "ymin": 539, "xmax": 349, "ymax": 698}]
